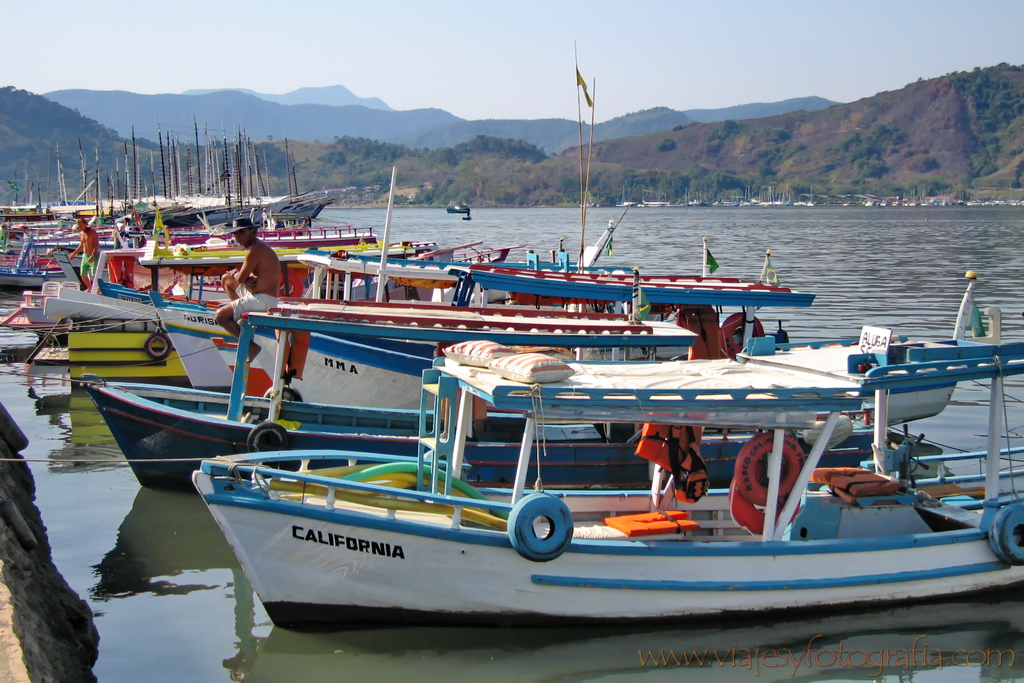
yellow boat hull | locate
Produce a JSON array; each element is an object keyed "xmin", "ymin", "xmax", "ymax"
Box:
[{"xmin": 68, "ymin": 330, "xmax": 187, "ymax": 382}]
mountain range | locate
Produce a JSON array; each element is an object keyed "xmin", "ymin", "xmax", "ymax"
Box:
[
  {"xmin": 44, "ymin": 87, "xmax": 837, "ymax": 155},
  {"xmin": 5, "ymin": 64, "xmax": 1023, "ymax": 207},
  {"xmin": 181, "ymin": 85, "xmax": 393, "ymax": 110}
]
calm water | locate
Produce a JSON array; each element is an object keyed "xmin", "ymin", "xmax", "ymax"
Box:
[{"xmin": 3, "ymin": 206, "xmax": 1024, "ymax": 682}]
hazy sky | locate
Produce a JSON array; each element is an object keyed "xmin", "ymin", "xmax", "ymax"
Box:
[{"xmin": 9, "ymin": 0, "xmax": 1023, "ymax": 122}]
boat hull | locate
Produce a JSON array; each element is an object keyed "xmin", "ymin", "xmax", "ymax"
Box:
[
  {"xmin": 196, "ymin": 472, "xmax": 1024, "ymax": 628},
  {"xmin": 87, "ymin": 383, "xmax": 869, "ymax": 489}
]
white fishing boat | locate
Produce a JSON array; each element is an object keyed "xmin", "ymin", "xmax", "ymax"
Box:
[{"xmin": 195, "ymin": 332, "xmax": 1024, "ymax": 628}]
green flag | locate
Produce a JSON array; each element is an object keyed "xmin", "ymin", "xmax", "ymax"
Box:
[
  {"xmin": 969, "ymin": 301, "xmax": 987, "ymax": 338},
  {"xmin": 6, "ymin": 181, "xmax": 18, "ymax": 191},
  {"xmin": 604, "ymin": 237, "xmax": 613, "ymax": 257},
  {"xmin": 637, "ymin": 287, "xmax": 651, "ymax": 321},
  {"xmin": 765, "ymin": 259, "xmax": 779, "ymax": 286},
  {"xmin": 706, "ymin": 250, "xmax": 719, "ymax": 274}
]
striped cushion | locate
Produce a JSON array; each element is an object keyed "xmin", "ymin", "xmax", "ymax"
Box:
[
  {"xmin": 487, "ymin": 352, "xmax": 576, "ymax": 383},
  {"xmin": 442, "ymin": 340, "xmax": 516, "ymax": 367}
]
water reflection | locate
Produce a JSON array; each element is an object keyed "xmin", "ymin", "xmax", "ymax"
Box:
[
  {"xmin": 240, "ymin": 597, "xmax": 1024, "ymax": 682},
  {"xmin": 91, "ymin": 485, "xmax": 266, "ymax": 676},
  {"xmin": 0, "ymin": 207, "xmax": 1023, "ymax": 682}
]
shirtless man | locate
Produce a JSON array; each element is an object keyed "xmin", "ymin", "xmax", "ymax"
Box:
[
  {"xmin": 214, "ymin": 217, "xmax": 281, "ymax": 360},
  {"xmin": 69, "ymin": 217, "xmax": 100, "ymax": 288}
]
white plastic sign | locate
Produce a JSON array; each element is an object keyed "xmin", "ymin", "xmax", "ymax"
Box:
[{"xmin": 858, "ymin": 326, "xmax": 892, "ymax": 355}]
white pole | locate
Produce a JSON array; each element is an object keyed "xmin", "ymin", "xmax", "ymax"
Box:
[
  {"xmin": 268, "ymin": 331, "xmax": 289, "ymax": 423},
  {"xmin": 511, "ymin": 418, "xmax": 536, "ymax": 504},
  {"xmin": 986, "ymin": 374, "xmax": 1004, "ymax": 501},
  {"xmin": 449, "ymin": 389, "xmax": 473, "ymax": 497},
  {"xmin": 760, "ymin": 429, "xmax": 786, "ymax": 542},
  {"xmin": 375, "ymin": 166, "xmax": 398, "ymax": 302},
  {"xmin": 702, "ymin": 236, "xmax": 709, "ymax": 277},
  {"xmin": 774, "ymin": 412, "xmax": 842, "ymax": 540},
  {"xmin": 872, "ymin": 389, "xmax": 890, "ymax": 474}
]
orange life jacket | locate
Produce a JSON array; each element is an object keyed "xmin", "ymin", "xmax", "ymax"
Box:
[
  {"xmin": 603, "ymin": 510, "xmax": 701, "ymax": 537},
  {"xmin": 635, "ymin": 424, "xmax": 708, "ymax": 503},
  {"xmin": 811, "ymin": 467, "xmax": 901, "ymax": 504},
  {"xmin": 675, "ymin": 305, "xmax": 728, "ymax": 360}
]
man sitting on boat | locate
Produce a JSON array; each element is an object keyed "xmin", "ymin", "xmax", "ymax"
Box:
[
  {"xmin": 214, "ymin": 217, "xmax": 281, "ymax": 361},
  {"xmin": 69, "ymin": 217, "xmax": 100, "ymax": 288}
]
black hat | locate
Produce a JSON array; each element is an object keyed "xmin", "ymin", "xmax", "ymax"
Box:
[{"xmin": 231, "ymin": 217, "xmax": 256, "ymax": 231}]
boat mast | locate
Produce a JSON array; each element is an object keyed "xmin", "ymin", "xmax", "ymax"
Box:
[
  {"xmin": 194, "ymin": 118, "xmax": 203, "ymax": 197},
  {"xmin": 574, "ymin": 47, "xmax": 596, "ymax": 272}
]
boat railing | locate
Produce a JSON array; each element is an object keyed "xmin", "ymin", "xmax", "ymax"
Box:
[{"xmin": 204, "ymin": 451, "xmax": 514, "ymax": 521}]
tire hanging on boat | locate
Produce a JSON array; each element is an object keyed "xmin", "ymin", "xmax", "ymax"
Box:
[
  {"xmin": 507, "ymin": 492, "xmax": 573, "ymax": 562},
  {"xmin": 142, "ymin": 331, "xmax": 172, "ymax": 362},
  {"xmin": 247, "ymin": 420, "xmax": 290, "ymax": 452},
  {"xmin": 988, "ymin": 503, "xmax": 1024, "ymax": 566}
]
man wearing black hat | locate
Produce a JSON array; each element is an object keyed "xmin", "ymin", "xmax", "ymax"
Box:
[{"xmin": 214, "ymin": 217, "xmax": 281, "ymax": 360}]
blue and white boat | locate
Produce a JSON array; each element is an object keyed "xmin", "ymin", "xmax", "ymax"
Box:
[{"xmin": 194, "ymin": 336, "xmax": 1024, "ymax": 628}]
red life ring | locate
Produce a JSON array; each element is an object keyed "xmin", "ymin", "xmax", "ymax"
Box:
[
  {"xmin": 280, "ymin": 269, "xmax": 305, "ymax": 297},
  {"xmin": 728, "ymin": 479, "xmax": 766, "ymax": 535},
  {"xmin": 733, "ymin": 431, "xmax": 805, "ymax": 507},
  {"xmin": 721, "ymin": 312, "xmax": 764, "ymax": 358}
]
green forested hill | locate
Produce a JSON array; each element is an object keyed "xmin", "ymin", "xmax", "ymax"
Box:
[
  {"xmin": 0, "ymin": 86, "xmax": 154, "ymax": 203},
  {"xmin": 569, "ymin": 64, "xmax": 1024, "ymax": 200},
  {"xmin": 6, "ymin": 65, "xmax": 1024, "ymax": 207}
]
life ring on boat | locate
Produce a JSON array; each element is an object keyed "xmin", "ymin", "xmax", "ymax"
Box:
[
  {"xmin": 733, "ymin": 432, "xmax": 805, "ymax": 507},
  {"xmin": 142, "ymin": 331, "xmax": 172, "ymax": 361},
  {"xmin": 721, "ymin": 312, "xmax": 764, "ymax": 358},
  {"xmin": 988, "ymin": 503, "xmax": 1024, "ymax": 566},
  {"xmin": 263, "ymin": 386, "xmax": 303, "ymax": 403},
  {"xmin": 728, "ymin": 479, "xmax": 767, "ymax": 535},
  {"xmin": 280, "ymin": 269, "xmax": 305, "ymax": 297},
  {"xmin": 507, "ymin": 493, "xmax": 573, "ymax": 562},
  {"xmin": 247, "ymin": 420, "xmax": 290, "ymax": 452}
]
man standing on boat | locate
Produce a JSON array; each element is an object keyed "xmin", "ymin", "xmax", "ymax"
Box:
[
  {"xmin": 214, "ymin": 217, "xmax": 281, "ymax": 361},
  {"xmin": 69, "ymin": 216, "xmax": 99, "ymax": 288}
]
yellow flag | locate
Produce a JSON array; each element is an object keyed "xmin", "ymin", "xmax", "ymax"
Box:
[
  {"xmin": 153, "ymin": 205, "xmax": 171, "ymax": 245},
  {"xmin": 576, "ymin": 68, "xmax": 593, "ymax": 107}
]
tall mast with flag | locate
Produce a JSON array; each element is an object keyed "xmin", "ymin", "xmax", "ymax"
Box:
[{"xmin": 575, "ymin": 45, "xmax": 596, "ymax": 272}]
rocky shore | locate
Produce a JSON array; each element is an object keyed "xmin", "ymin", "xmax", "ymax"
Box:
[{"xmin": 0, "ymin": 402, "xmax": 97, "ymax": 683}]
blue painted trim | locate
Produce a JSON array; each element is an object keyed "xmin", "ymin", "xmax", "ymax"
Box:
[
  {"xmin": 464, "ymin": 270, "xmax": 815, "ymax": 308},
  {"xmin": 307, "ymin": 333, "xmax": 431, "ymax": 375},
  {"xmin": 244, "ymin": 313, "xmax": 696, "ymax": 348},
  {"xmin": 531, "ymin": 561, "xmax": 1009, "ymax": 591},
  {"xmin": 568, "ymin": 528, "xmax": 988, "ymax": 556}
]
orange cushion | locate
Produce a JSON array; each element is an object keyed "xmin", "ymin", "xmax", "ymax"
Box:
[{"xmin": 603, "ymin": 510, "xmax": 700, "ymax": 537}]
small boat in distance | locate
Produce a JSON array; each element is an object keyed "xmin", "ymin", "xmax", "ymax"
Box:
[{"xmin": 445, "ymin": 202, "xmax": 471, "ymax": 218}]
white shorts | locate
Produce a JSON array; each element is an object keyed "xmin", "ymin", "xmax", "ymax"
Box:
[{"xmin": 231, "ymin": 286, "xmax": 278, "ymax": 322}]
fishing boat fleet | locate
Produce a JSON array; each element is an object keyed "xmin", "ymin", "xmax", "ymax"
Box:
[{"xmin": 4, "ymin": 196, "xmax": 1024, "ymax": 632}]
